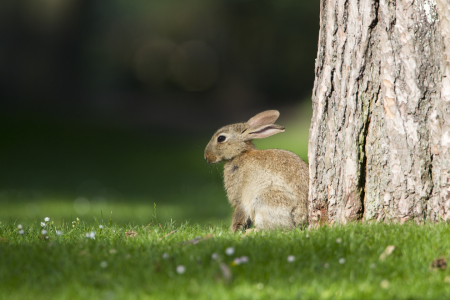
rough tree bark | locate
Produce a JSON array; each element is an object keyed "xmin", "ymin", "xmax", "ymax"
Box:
[{"xmin": 308, "ymin": 0, "xmax": 450, "ymax": 223}]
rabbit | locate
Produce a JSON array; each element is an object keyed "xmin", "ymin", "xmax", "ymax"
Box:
[{"xmin": 204, "ymin": 110, "xmax": 309, "ymax": 232}]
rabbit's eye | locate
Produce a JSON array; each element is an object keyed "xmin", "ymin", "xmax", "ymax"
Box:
[{"xmin": 217, "ymin": 135, "xmax": 226, "ymax": 143}]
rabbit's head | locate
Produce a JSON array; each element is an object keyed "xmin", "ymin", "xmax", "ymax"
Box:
[{"xmin": 204, "ymin": 110, "xmax": 285, "ymax": 164}]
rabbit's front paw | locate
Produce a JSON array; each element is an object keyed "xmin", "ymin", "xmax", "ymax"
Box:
[{"xmin": 231, "ymin": 206, "xmax": 251, "ymax": 232}]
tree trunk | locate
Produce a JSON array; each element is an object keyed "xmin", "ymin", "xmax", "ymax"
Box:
[{"xmin": 308, "ymin": 0, "xmax": 450, "ymax": 224}]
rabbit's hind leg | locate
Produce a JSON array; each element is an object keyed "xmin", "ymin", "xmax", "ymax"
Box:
[
  {"xmin": 291, "ymin": 203, "xmax": 308, "ymax": 228},
  {"xmin": 252, "ymin": 190, "xmax": 296, "ymax": 231}
]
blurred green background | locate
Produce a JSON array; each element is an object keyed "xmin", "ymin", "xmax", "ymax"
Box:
[{"xmin": 0, "ymin": 0, "xmax": 318, "ymax": 226}]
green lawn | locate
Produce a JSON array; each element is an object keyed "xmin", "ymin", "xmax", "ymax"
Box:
[
  {"xmin": 6, "ymin": 102, "xmax": 450, "ymax": 298},
  {"xmin": 1, "ymin": 220, "xmax": 450, "ymax": 299}
]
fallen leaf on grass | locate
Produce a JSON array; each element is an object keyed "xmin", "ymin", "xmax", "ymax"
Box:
[
  {"xmin": 182, "ymin": 234, "xmax": 214, "ymax": 245},
  {"xmin": 379, "ymin": 245, "xmax": 396, "ymax": 261},
  {"xmin": 158, "ymin": 230, "xmax": 177, "ymax": 241},
  {"xmin": 219, "ymin": 263, "xmax": 232, "ymax": 282},
  {"xmin": 154, "ymin": 262, "xmax": 162, "ymax": 272},
  {"xmin": 430, "ymin": 257, "xmax": 447, "ymax": 270},
  {"xmin": 183, "ymin": 236, "xmax": 202, "ymax": 244},
  {"xmin": 79, "ymin": 250, "xmax": 91, "ymax": 257},
  {"xmin": 126, "ymin": 230, "xmax": 138, "ymax": 238},
  {"xmin": 144, "ymin": 222, "xmax": 153, "ymax": 229}
]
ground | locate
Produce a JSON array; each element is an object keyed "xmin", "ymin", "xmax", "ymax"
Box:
[
  {"xmin": 1, "ymin": 220, "xmax": 450, "ymax": 299},
  {"xmin": 2, "ymin": 103, "xmax": 449, "ymax": 299}
]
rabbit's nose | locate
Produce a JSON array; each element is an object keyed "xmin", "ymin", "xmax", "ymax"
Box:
[{"xmin": 204, "ymin": 151, "xmax": 217, "ymax": 164}]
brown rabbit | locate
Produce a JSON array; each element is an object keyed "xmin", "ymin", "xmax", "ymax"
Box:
[{"xmin": 204, "ymin": 110, "xmax": 309, "ymax": 232}]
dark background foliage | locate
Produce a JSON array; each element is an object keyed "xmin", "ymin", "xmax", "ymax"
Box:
[{"xmin": 0, "ymin": 0, "xmax": 319, "ymax": 224}]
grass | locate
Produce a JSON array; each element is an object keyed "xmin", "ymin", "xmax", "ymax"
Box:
[
  {"xmin": 5, "ymin": 101, "xmax": 449, "ymax": 298},
  {"xmin": 2, "ymin": 219, "xmax": 450, "ymax": 299}
]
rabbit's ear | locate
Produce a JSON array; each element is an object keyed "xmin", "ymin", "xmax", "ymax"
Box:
[
  {"xmin": 245, "ymin": 124, "xmax": 285, "ymax": 140},
  {"xmin": 247, "ymin": 110, "xmax": 280, "ymax": 127}
]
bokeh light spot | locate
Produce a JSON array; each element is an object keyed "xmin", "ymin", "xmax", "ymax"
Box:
[
  {"xmin": 134, "ymin": 39, "xmax": 177, "ymax": 87},
  {"xmin": 74, "ymin": 197, "xmax": 91, "ymax": 215},
  {"xmin": 170, "ymin": 40, "xmax": 219, "ymax": 91}
]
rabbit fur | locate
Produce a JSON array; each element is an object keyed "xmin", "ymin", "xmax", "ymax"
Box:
[{"xmin": 204, "ymin": 110, "xmax": 309, "ymax": 232}]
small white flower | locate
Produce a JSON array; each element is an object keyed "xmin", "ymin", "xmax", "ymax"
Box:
[
  {"xmin": 19, "ymin": 229, "xmax": 24, "ymax": 235},
  {"xmin": 256, "ymin": 283, "xmax": 264, "ymax": 290},
  {"xmin": 211, "ymin": 253, "xmax": 218, "ymax": 260},
  {"xmin": 176, "ymin": 265, "xmax": 186, "ymax": 274},
  {"xmin": 99, "ymin": 225, "xmax": 103, "ymax": 229},
  {"xmin": 17, "ymin": 224, "xmax": 23, "ymax": 230},
  {"xmin": 100, "ymin": 261, "xmax": 108, "ymax": 268},
  {"xmin": 162, "ymin": 253, "xmax": 169, "ymax": 259},
  {"xmin": 86, "ymin": 231, "xmax": 96, "ymax": 239},
  {"xmin": 40, "ymin": 222, "xmax": 45, "ymax": 227},
  {"xmin": 233, "ymin": 256, "xmax": 249, "ymax": 265},
  {"xmin": 287, "ymin": 255, "xmax": 296, "ymax": 263},
  {"xmin": 240, "ymin": 256, "xmax": 249, "ymax": 263},
  {"xmin": 225, "ymin": 247, "xmax": 235, "ymax": 256},
  {"xmin": 339, "ymin": 258, "xmax": 346, "ymax": 264},
  {"xmin": 336, "ymin": 238, "xmax": 342, "ymax": 244},
  {"xmin": 56, "ymin": 230, "xmax": 62, "ymax": 236},
  {"xmin": 44, "ymin": 217, "xmax": 50, "ymax": 222},
  {"xmin": 41, "ymin": 230, "xmax": 48, "ymax": 235},
  {"xmin": 305, "ymin": 234, "xmax": 309, "ymax": 238}
]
